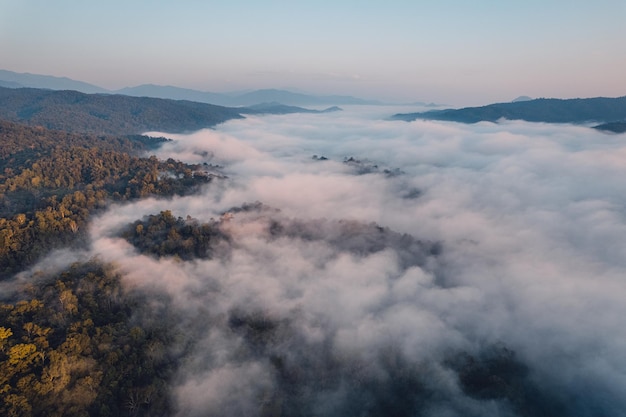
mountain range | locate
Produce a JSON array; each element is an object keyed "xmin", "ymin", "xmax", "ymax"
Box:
[
  {"xmin": 0, "ymin": 69, "xmax": 109, "ymax": 94},
  {"xmin": 0, "ymin": 69, "xmax": 379, "ymax": 107},
  {"xmin": 2, "ymin": 70, "xmax": 625, "ymax": 133}
]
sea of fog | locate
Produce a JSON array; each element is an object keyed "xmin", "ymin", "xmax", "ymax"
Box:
[{"xmin": 29, "ymin": 106, "xmax": 626, "ymax": 416}]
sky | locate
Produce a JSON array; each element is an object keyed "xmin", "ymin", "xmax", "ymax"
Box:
[
  {"xmin": 2, "ymin": 1, "xmax": 626, "ymax": 105},
  {"xmin": 15, "ymin": 108, "xmax": 626, "ymax": 415}
]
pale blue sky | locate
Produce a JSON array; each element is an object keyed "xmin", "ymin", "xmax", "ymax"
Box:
[{"xmin": 1, "ymin": 0, "xmax": 625, "ymax": 105}]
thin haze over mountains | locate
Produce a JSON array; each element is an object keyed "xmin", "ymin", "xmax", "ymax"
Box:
[{"xmin": 0, "ymin": 69, "xmax": 383, "ymax": 107}]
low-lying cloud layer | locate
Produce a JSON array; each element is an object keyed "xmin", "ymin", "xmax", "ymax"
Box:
[{"xmin": 31, "ymin": 107, "xmax": 626, "ymax": 415}]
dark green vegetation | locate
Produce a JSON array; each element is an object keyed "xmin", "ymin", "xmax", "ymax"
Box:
[
  {"xmin": 449, "ymin": 345, "xmax": 566, "ymax": 417},
  {"xmin": 0, "ymin": 119, "xmax": 205, "ymax": 415},
  {"xmin": 392, "ymin": 96, "xmax": 626, "ymax": 128},
  {"xmin": 0, "ymin": 260, "xmax": 177, "ymax": 417},
  {"xmin": 121, "ymin": 210, "xmax": 228, "ymax": 261},
  {"xmin": 593, "ymin": 121, "xmax": 626, "ymax": 133},
  {"xmin": 0, "ymin": 87, "xmax": 244, "ymax": 135},
  {"xmin": 0, "ymin": 120, "xmax": 218, "ymax": 276}
]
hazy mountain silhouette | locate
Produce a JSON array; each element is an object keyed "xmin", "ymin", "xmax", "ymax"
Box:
[
  {"xmin": 0, "ymin": 69, "xmax": 108, "ymax": 94},
  {"xmin": 115, "ymin": 84, "xmax": 234, "ymax": 105},
  {"xmin": 117, "ymin": 86, "xmax": 379, "ymax": 106},
  {"xmin": 0, "ymin": 70, "xmax": 380, "ymax": 106},
  {"xmin": 240, "ymin": 102, "xmax": 342, "ymax": 115},
  {"xmin": 0, "ymin": 79, "xmax": 23, "ymax": 88},
  {"xmin": 230, "ymin": 88, "xmax": 380, "ymax": 106}
]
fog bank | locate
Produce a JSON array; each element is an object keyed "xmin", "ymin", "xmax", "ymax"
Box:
[{"xmin": 33, "ymin": 107, "xmax": 626, "ymax": 416}]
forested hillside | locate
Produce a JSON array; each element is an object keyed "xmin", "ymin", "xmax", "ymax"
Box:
[
  {"xmin": 0, "ymin": 260, "xmax": 178, "ymax": 416},
  {"xmin": 0, "ymin": 119, "xmax": 219, "ymax": 415},
  {"xmin": 392, "ymin": 96, "xmax": 626, "ymax": 126},
  {"xmin": 0, "ymin": 87, "xmax": 243, "ymax": 135},
  {"xmin": 0, "ymin": 120, "xmax": 220, "ymax": 275}
]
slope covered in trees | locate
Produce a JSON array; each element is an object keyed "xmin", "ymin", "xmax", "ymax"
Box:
[
  {"xmin": 0, "ymin": 117, "xmax": 215, "ymax": 416},
  {"xmin": 392, "ymin": 96, "xmax": 626, "ymax": 126},
  {"xmin": 593, "ymin": 121, "xmax": 626, "ymax": 133},
  {"xmin": 0, "ymin": 87, "xmax": 244, "ymax": 135},
  {"xmin": 0, "ymin": 120, "xmax": 220, "ymax": 276},
  {"xmin": 0, "ymin": 260, "xmax": 178, "ymax": 417}
]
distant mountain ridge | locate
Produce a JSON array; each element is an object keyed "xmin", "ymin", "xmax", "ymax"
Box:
[
  {"xmin": 114, "ymin": 86, "xmax": 379, "ymax": 106},
  {"xmin": 0, "ymin": 69, "xmax": 380, "ymax": 106},
  {"xmin": 0, "ymin": 69, "xmax": 108, "ymax": 94},
  {"xmin": 231, "ymin": 88, "xmax": 380, "ymax": 106},
  {"xmin": 240, "ymin": 102, "xmax": 342, "ymax": 115},
  {"xmin": 0, "ymin": 79, "xmax": 23, "ymax": 89},
  {"xmin": 115, "ymin": 84, "xmax": 229, "ymax": 105},
  {"xmin": 392, "ymin": 96, "xmax": 626, "ymax": 127}
]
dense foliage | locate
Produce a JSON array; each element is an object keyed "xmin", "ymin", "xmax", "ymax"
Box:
[
  {"xmin": 121, "ymin": 210, "xmax": 228, "ymax": 261},
  {"xmin": 0, "ymin": 119, "xmax": 196, "ymax": 416},
  {"xmin": 593, "ymin": 121, "xmax": 626, "ymax": 133},
  {"xmin": 0, "ymin": 120, "xmax": 219, "ymax": 276},
  {"xmin": 0, "ymin": 260, "xmax": 176, "ymax": 417}
]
